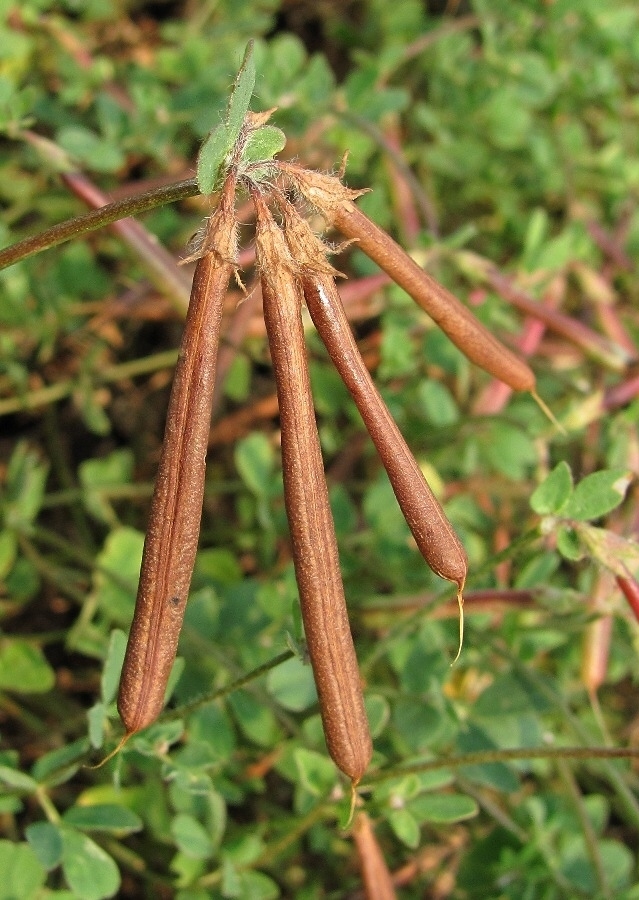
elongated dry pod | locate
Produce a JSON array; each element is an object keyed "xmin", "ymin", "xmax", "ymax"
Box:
[
  {"xmin": 303, "ymin": 273, "xmax": 467, "ymax": 594},
  {"xmin": 254, "ymin": 194, "xmax": 372, "ymax": 784},
  {"xmin": 279, "ymin": 163, "xmax": 535, "ymax": 393},
  {"xmin": 117, "ymin": 178, "xmax": 237, "ymax": 736}
]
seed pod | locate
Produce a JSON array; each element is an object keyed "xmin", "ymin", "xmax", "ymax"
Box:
[
  {"xmin": 254, "ymin": 191, "xmax": 372, "ymax": 784},
  {"xmin": 279, "ymin": 162, "xmax": 535, "ymax": 393},
  {"xmin": 302, "ymin": 273, "xmax": 468, "ymax": 594},
  {"xmin": 117, "ymin": 176, "xmax": 237, "ymax": 736}
]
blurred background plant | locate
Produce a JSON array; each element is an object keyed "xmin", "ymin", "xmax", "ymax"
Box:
[{"xmin": 1, "ymin": 1, "xmax": 639, "ymax": 897}]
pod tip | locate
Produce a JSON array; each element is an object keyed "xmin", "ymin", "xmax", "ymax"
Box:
[
  {"xmin": 342, "ymin": 779, "xmax": 359, "ymax": 830},
  {"xmin": 532, "ymin": 389, "xmax": 566, "ymax": 435},
  {"xmin": 84, "ymin": 732, "xmax": 131, "ymax": 770},
  {"xmin": 450, "ymin": 584, "xmax": 465, "ymax": 666}
]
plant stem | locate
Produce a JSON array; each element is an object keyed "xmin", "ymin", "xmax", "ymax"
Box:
[
  {"xmin": 165, "ymin": 649, "xmax": 295, "ymax": 721},
  {"xmin": 362, "ymin": 745, "xmax": 639, "ymax": 788},
  {"xmin": 0, "ymin": 179, "xmax": 199, "ymax": 271}
]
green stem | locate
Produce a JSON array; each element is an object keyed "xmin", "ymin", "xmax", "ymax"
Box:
[
  {"xmin": 361, "ymin": 745, "xmax": 639, "ymax": 788},
  {"xmin": 0, "ymin": 179, "xmax": 199, "ymax": 271},
  {"xmin": 497, "ymin": 646, "xmax": 639, "ymax": 829},
  {"xmin": 0, "ymin": 349, "xmax": 179, "ymax": 417},
  {"xmin": 164, "ymin": 649, "xmax": 295, "ymax": 722},
  {"xmin": 557, "ymin": 759, "xmax": 611, "ymax": 899}
]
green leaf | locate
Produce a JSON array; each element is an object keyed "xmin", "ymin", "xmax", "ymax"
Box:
[
  {"xmin": 61, "ymin": 828, "xmax": 120, "ymax": 900},
  {"xmin": 197, "ymin": 123, "xmax": 231, "ymax": 195},
  {"xmin": 474, "ymin": 673, "xmax": 550, "ymax": 718},
  {"xmin": 56, "ymin": 126, "xmax": 124, "ymax": 173},
  {"xmin": 557, "ymin": 524, "xmax": 585, "ymax": 561},
  {"xmin": 87, "ymin": 701, "xmax": 107, "ymax": 750},
  {"xmin": 293, "ymin": 747, "xmax": 337, "ymax": 796},
  {"xmin": 0, "ymin": 639, "xmax": 55, "ymax": 693},
  {"xmin": 221, "ymin": 856, "xmax": 241, "ymax": 898},
  {"xmin": 0, "ymin": 529, "xmax": 17, "ymax": 580},
  {"xmin": 195, "ymin": 548, "xmax": 242, "ymax": 585},
  {"xmin": 226, "ymin": 40, "xmax": 256, "ymax": 144},
  {"xmin": 228, "ymin": 690, "xmax": 280, "ymax": 748},
  {"xmin": 101, "ymin": 629, "xmax": 128, "ymax": 705},
  {"xmin": 4, "ymin": 442, "xmax": 48, "ymax": 527},
  {"xmin": 242, "ymin": 125, "xmax": 286, "ymax": 164},
  {"xmin": 79, "ymin": 449, "xmax": 134, "ymax": 525},
  {"xmin": 0, "ymin": 765, "xmax": 38, "ymax": 792},
  {"xmin": 25, "ymin": 822, "xmax": 64, "ymax": 870},
  {"xmin": 129, "ymin": 719, "xmax": 184, "ymax": 756},
  {"xmin": 481, "ymin": 421, "xmax": 537, "ymax": 480},
  {"xmin": 457, "ymin": 725, "xmax": 520, "ymax": 792},
  {"xmin": 236, "ymin": 870, "xmax": 280, "ymax": 900},
  {"xmin": 365, "ymin": 694, "xmax": 391, "ymax": 739},
  {"xmin": 86, "ymin": 527, "xmax": 143, "ymax": 629},
  {"xmin": 386, "ymin": 808, "xmax": 420, "ymax": 848},
  {"xmin": 63, "ymin": 804, "xmax": 143, "ymax": 835},
  {"xmin": 392, "ymin": 698, "xmax": 447, "ymax": 751},
  {"xmin": 0, "ymin": 840, "xmax": 46, "ymax": 899},
  {"xmin": 417, "ymin": 380, "xmax": 459, "ymax": 427},
  {"xmin": 32, "ymin": 737, "xmax": 90, "ymax": 784},
  {"xmin": 562, "ymin": 469, "xmax": 632, "ymax": 521},
  {"xmin": 530, "ymin": 461, "xmax": 573, "ymax": 514},
  {"xmin": 266, "ymin": 655, "xmax": 317, "ymax": 711},
  {"xmin": 234, "ymin": 433, "xmax": 274, "ymax": 497},
  {"xmin": 409, "ymin": 792, "xmax": 478, "ymax": 824},
  {"xmin": 171, "ymin": 813, "xmax": 214, "ymax": 859}
]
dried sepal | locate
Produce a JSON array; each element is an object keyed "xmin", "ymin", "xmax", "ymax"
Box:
[
  {"xmin": 252, "ymin": 190, "xmax": 298, "ymax": 288},
  {"xmin": 276, "ymin": 194, "xmax": 345, "ymax": 279},
  {"xmin": 277, "ymin": 160, "xmax": 369, "ymax": 219},
  {"xmin": 181, "ymin": 173, "xmax": 239, "ymax": 266}
]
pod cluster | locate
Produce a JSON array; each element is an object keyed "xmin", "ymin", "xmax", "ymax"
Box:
[{"xmin": 117, "ymin": 131, "xmax": 538, "ymax": 786}]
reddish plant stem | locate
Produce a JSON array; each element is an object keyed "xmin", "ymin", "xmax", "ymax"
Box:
[
  {"xmin": 353, "ymin": 812, "xmax": 398, "ymax": 900},
  {"xmin": 477, "ymin": 261, "xmax": 635, "ymax": 372},
  {"xmin": 473, "ymin": 274, "xmax": 565, "ymax": 415},
  {"xmin": 617, "ymin": 575, "xmax": 639, "ymax": 623},
  {"xmin": 117, "ymin": 178, "xmax": 236, "ymax": 735},
  {"xmin": 62, "ymin": 171, "xmax": 192, "ymax": 314},
  {"xmin": 254, "ymin": 194, "xmax": 372, "ymax": 784}
]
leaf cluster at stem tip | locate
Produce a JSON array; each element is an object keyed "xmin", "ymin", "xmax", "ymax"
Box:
[{"xmin": 196, "ymin": 41, "xmax": 286, "ymax": 195}]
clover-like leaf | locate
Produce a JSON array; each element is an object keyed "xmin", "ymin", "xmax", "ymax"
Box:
[
  {"xmin": 530, "ymin": 461, "xmax": 573, "ymax": 515},
  {"xmin": 197, "ymin": 123, "xmax": 231, "ymax": 195},
  {"xmin": 242, "ymin": 125, "xmax": 286, "ymax": 165},
  {"xmin": 226, "ymin": 40, "xmax": 256, "ymax": 146},
  {"xmin": 562, "ymin": 469, "xmax": 632, "ymax": 522}
]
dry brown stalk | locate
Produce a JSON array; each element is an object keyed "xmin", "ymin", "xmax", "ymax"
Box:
[{"xmin": 353, "ymin": 812, "xmax": 398, "ymax": 900}]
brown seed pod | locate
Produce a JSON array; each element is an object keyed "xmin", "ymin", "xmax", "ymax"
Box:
[
  {"xmin": 302, "ymin": 272, "xmax": 468, "ymax": 595},
  {"xmin": 254, "ymin": 191, "xmax": 372, "ymax": 785},
  {"xmin": 117, "ymin": 177, "xmax": 237, "ymax": 736},
  {"xmin": 278, "ymin": 162, "xmax": 535, "ymax": 393}
]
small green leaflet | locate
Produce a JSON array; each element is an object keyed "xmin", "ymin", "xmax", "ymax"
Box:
[
  {"xmin": 226, "ymin": 40, "xmax": 256, "ymax": 143},
  {"xmin": 197, "ymin": 41, "xmax": 256, "ymax": 195},
  {"xmin": 530, "ymin": 461, "xmax": 573, "ymax": 515},
  {"xmin": 197, "ymin": 124, "xmax": 231, "ymax": 195},
  {"xmin": 242, "ymin": 125, "xmax": 286, "ymax": 164}
]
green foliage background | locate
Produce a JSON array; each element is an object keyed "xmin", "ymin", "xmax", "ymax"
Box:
[{"xmin": 1, "ymin": 1, "xmax": 639, "ymax": 897}]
